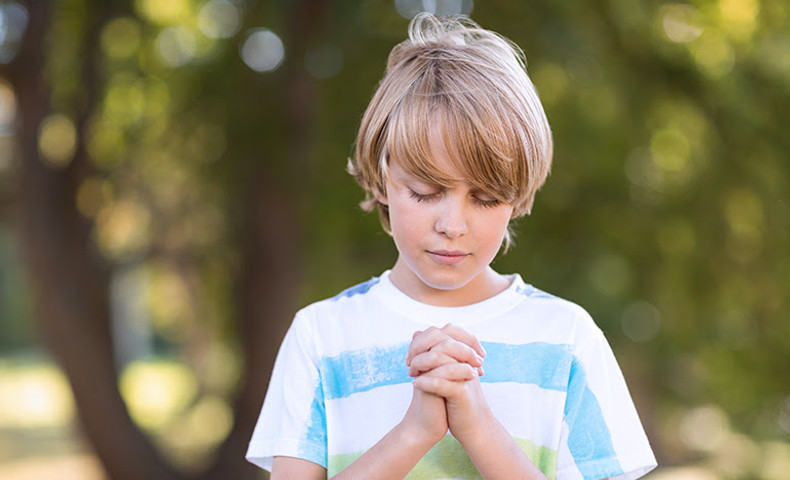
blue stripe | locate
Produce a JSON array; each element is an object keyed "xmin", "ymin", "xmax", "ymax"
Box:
[
  {"xmin": 516, "ymin": 283, "xmax": 560, "ymax": 300},
  {"xmin": 320, "ymin": 342, "xmax": 574, "ymax": 400},
  {"xmin": 564, "ymin": 356, "xmax": 622, "ymax": 479},
  {"xmin": 331, "ymin": 277, "xmax": 380, "ymax": 300},
  {"xmin": 317, "ymin": 339, "xmax": 622, "ymax": 478},
  {"xmin": 298, "ymin": 380, "xmax": 328, "ymax": 467},
  {"xmin": 481, "ymin": 342, "xmax": 572, "ymax": 391},
  {"xmin": 321, "ymin": 344, "xmax": 411, "ymax": 399}
]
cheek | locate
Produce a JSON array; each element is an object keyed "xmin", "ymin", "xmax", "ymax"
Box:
[
  {"xmin": 476, "ymin": 210, "xmax": 512, "ymax": 245},
  {"xmin": 389, "ymin": 198, "xmax": 428, "ymax": 239}
]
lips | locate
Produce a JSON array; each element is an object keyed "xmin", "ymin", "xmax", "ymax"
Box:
[{"xmin": 428, "ymin": 250, "xmax": 469, "ymax": 265}]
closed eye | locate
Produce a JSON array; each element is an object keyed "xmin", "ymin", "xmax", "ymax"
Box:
[
  {"xmin": 473, "ymin": 196, "xmax": 502, "ymax": 208},
  {"xmin": 472, "ymin": 192, "xmax": 502, "ymax": 208},
  {"xmin": 408, "ymin": 188, "xmax": 441, "ymax": 203}
]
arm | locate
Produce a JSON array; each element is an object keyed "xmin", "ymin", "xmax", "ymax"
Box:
[
  {"xmin": 271, "ymin": 376, "xmax": 449, "ymax": 480},
  {"xmin": 271, "ymin": 456, "xmax": 326, "ymax": 480},
  {"xmin": 416, "ymin": 371, "xmax": 548, "ymax": 480},
  {"xmin": 329, "ymin": 388, "xmax": 447, "ymax": 479}
]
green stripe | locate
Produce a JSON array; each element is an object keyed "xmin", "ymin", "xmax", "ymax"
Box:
[{"xmin": 328, "ymin": 435, "xmax": 557, "ymax": 479}]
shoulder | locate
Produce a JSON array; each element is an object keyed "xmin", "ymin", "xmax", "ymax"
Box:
[
  {"xmin": 509, "ymin": 278, "xmax": 603, "ymax": 345},
  {"xmin": 291, "ymin": 274, "xmax": 385, "ymax": 328},
  {"xmin": 303, "ymin": 274, "xmax": 382, "ymax": 310}
]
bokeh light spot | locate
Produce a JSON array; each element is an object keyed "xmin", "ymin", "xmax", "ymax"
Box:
[
  {"xmin": 146, "ymin": 264, "xmax": 194, "ymax": 342},
  {"xmin": 0, "ymin": 364, "xmax": 73, "ymax": 428},
  {"xmin": 679, "ymin": 404, "xmax": 729, "ymax": 452},
  {"xmin": 184, "ymin": 395, "xmax": 233, "ymax": 446},
  {"xmin": 120, "ymin": 360, "xmax": 197, "ymax": 429},
  {"xmin": 198, "ymin": 0, "xmax": 242, "ymax": 39},
  {"xmin": 96, "ymin": 198, "xmax": 152, "ymax": 259},
  {"xmin": 240, "ymin": 28, "xmax": 284, "ymax": 73},
  {"xmin": 37, "ymin": 114, "xmax": 78, "ymax": 167},
  {"xmin": 0, "ymin": 1, "xmax": 28, "ymax": 63},
  {"xmin": 621, "ymin": 301, "xmax": 661, "ymax": 343},
  {"xmin": 135, "ymin": 0, "xmax": 190, "ymax": 25},
  {"xmin": 104, "ymin": 75, "xmax": 146, "ymax": 126},
  {"xmin": 761, "ymin": 441, "xmax": 790, "ymax": 480},
  {"xmin": 77, "ymin": 177, "xmax": 113, "ymax": 219},
  {"xmin": 718, "ymin": 0, "xmax": 759, "ymax": 42},
  {"xmin": 691, "ymin": 30, "xmax": 735, "ymax": 77},
  {"xmin": 395, "ymin": 0, "xmax": 473, "ymax": 18},
  {"xmin": 724, "ymin": 189, "xmax": 763, "ymax": 239},
  {"xmin": 650, "ymin": 128, "xmax": 690, "ymax": 173},
  {"xmin": 157, "ymin": 26, "xmax": 197, "ymax": 67},
  {"xmin": 660, "ymin": 4, "xmax": 703, "ymax": 43},
  {"xmin": 101, "ymin": 17, "xmax": 141, "ymax": 59},
  {"xmin": 87, "ymin": 117, "xmax": 125, "ymax": 169},
  {"xmin": 0, "ymin": 77, "xmax": 17, "ymax": 135}
]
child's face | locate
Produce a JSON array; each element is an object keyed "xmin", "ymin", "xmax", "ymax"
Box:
[{"xmin": 379, "ymin": 137, "xmax": 514, "ymax": 306}]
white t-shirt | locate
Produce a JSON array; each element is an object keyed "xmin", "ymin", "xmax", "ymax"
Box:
[{"xmin": 246, "ymin": 271, "xmax": 657, "ymax": 479}]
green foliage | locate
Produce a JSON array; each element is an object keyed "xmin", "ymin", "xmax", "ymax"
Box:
[{"xmin": 3, "ymin": 0, "xmax": 789, "ymax": 476}]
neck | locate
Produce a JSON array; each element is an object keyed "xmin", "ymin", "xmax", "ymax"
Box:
[{"xmin": 389, "ymin": 262, "xmax": 511, "ymax": 307}]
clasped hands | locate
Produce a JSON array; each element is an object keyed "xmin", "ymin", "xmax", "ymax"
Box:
[{"xmin": 402, "ymin": 323, "xmax": 493, "ymax": 446}]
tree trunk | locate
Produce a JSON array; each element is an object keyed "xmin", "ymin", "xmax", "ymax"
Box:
[
  {"xmin": 8, "ymin": 1, "xmax": 178, "ymax": 479},
  {"xmin": 7, "ymin": 0, "xmax": 328, "ymax": 478},
  {"xmin": 201, "ymin": 1, "xmax": 327, "ymax": 478}
]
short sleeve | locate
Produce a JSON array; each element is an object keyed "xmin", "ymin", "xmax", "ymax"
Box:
[
  {"xmin": 556, "ymin": 319, "xmax": 657, "ymax": 480},
  {"xmin": 245, "ymin": 310, "xmax": 328, "ymax": 472}
]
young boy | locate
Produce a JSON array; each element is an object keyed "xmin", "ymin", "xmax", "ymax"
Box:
[{"xmin": 246, "ymin": 13, "xmax": 656, "ymax": 480}]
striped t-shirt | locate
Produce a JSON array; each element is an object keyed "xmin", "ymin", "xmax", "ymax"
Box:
[{"xmin": 246, "ymin": 270, "xmax": 656, "ymax": 479}]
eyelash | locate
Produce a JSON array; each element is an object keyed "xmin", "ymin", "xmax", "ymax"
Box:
[
  {"xmin": 407, "ymin": 189, "xmax": 501, "ymax": 208},
  {"xmin": 408, "ymin": 189, "xmax": 440, "ymax": 203}
]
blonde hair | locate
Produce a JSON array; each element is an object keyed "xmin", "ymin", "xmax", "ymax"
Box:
[{"xmin": 349, "ymin": 13, "xmax": 553, "ymax": 245}]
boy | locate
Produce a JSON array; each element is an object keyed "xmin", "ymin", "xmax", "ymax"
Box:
[{"xmin": 246, "ymin": 13, "xmax": 656, "ymax": 480}]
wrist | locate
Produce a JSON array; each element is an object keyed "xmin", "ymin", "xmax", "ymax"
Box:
[
  {"xmin": 395, "ymin": 418, "xmax": 445, "ymax": 454},
  {"xmin": 452, "ymin": 404, "xmax": 498, "ymax": 447}
]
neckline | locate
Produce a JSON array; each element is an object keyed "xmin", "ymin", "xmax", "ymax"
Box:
[{"xmin": 373, "ymin": 270, "xmax": 525, "ymax": 327}]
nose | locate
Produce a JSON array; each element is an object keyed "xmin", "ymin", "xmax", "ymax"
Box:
[{"xmin": 434, "ymin": 196, "xmax": 468, "ymax": 238}]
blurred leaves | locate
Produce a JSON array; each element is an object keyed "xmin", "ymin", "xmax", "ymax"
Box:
[{"xmin": 0, "ymin": 0, "xmax": 789, "ymax": 477}]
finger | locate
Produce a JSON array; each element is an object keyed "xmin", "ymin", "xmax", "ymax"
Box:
[
  {"xmin": 405, "ymin": 329, "xmax": 423, "ymax": 366},
  {"xmin": 408, "ymin": 350, "xmax": 457, "ymax": 376},
  {"xmin": 440, "ymin": 323, "xmax": 486, "ymax": 358},
  {"xmin": 422, "ymin": 362, "xmax": 480, "ymax": 382},
  {"xmin": 413, "ymin": 365, "xmax": 479, "ymax": 396},
  {"xmin": 430, "ymin": 339, "xmax": 484, "ymax": 367},
  {"xmin": 409, "ymin": 356, "xmax": 484, "ymax": 378},
  {"xmin": 406, "ymin": 327, "xmax": 448, "ymax": 365}
]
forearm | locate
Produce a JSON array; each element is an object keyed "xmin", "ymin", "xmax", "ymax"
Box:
[
  {"xmin": 330, "ymin": 421, "xmax": 438, "ymax": 480},
  {"xmin": 459, "ymin": 411, "xmax": 548, "ymax": 480}
]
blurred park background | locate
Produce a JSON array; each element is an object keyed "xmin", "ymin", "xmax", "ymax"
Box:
[{"xmin": 0, "ymin": 0, "xmax": 788, "ymax": 478}]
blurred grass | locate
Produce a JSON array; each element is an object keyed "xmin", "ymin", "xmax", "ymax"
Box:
[{"xmin": 0, "ymin": 352, "xmax": 234, "ymax": 477}]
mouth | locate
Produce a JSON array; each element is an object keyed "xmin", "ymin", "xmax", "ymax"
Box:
[{"xmin": 428, "ymin": 250, "xmax": 469, "ymax": 265}]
